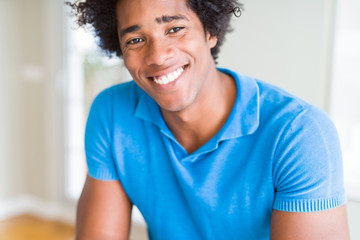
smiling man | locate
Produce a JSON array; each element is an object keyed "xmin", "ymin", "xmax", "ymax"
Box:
[{"xmin": 67, "ymin": 0, "xmax": 350, "ymax": 239}]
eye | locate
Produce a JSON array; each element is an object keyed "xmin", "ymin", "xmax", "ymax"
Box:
[
  {"xmin": 126, "ymin": 38, "xmax": 144, "ymax": 45},
  {"xmin": 168, "ymin": 27, "xmax": 184, "ymax": 34}
]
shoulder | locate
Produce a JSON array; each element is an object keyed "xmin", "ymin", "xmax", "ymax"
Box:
[
  {"xmin": 92, "ymin": 80, "xmax": 141, "ymax": 105},
  {"xmin": 253, "ymin": 79, "xmax": 336, "ymax": 138},
  {"xmin": 221, "ymin": 68, "xmax": 335, "ymax": 131},
  {"xmin": 84, "ymin": 81, "xmax": 145, "ymax": 180},
  {"xmin": 89, "ymin": 81, "xmax": 144, "ymax": 116},
  {"xmin": 257, "ymin": 80, "xmax": 307, "ymax": 119},
  {"xmin": 250, "ymin": 79, "xmax": 340, "ymax": 161},
  {"xmin": 249, "ymin": 81, "xmax": 345, "ymax": 211},
  {"xmin": 220, "ymin": 68, "xmax": 308, "ymax": 119},
  {"xmin": 86, "ymin": 80, "xmax": 145, "ymax": 136}
]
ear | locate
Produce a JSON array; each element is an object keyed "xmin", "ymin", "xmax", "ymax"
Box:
[{"xmin": 206, "ymin": 32, "xmax": 218, "ymax": 49}]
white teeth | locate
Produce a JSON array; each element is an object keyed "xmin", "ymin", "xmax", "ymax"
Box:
[{"xmin": 153, "ymin": 66, "xmax": 184, "ymax": 85}]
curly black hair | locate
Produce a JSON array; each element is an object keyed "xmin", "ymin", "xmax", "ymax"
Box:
[{"xmin": 66, "ymin": 0, "xmax": 243, "ymax": 61}]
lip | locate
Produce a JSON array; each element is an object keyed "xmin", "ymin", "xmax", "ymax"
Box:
[
  {"xmin": 148, "ymin": 65, "xmax": 188, "ymax": 91},
  {"xmin": 147, "ymin": 64, "xmax": 187, "ymax": 79}
]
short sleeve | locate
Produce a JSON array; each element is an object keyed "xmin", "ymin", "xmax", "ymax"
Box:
[
  {"xmin": 272, "ymin": 106, "xmax": 346, "ymax": 212},
  {"xmin": 84, "ymin": 89, "xmax": 119, "ymax": 181}
]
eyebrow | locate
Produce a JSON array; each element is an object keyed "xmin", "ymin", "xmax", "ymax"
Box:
[
  {"xmin": 155, "ymin": 14, "xmax": 189, "ymax": 23},
  {"xmin": 119, "ymin": 25, "xmax": 141, "ymax": 39},
  {"xmin": 119, "ymin": 15, "xmax": 189, "ymax": 39}
]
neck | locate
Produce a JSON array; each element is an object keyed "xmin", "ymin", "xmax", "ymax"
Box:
[{"xmin": 161, "ymin": 69, "xmax": 236, "ymax": 154}]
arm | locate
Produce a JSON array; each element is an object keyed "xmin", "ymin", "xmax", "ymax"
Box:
[
  {"xmin": 76, "ymin": 175, "xmax": 133, "ymax": 240},
  {"xmin": 271, "ymin": 106, "xmax": 350, "ymax": 239},
  {"xmin": 270, "ymin": 205, "xmax": 350, "ymax": 240}
]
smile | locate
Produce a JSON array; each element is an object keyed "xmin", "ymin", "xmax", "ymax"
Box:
[{"xmin": 153, "ymin": 66, "xmax": 185, "ymax": 85}]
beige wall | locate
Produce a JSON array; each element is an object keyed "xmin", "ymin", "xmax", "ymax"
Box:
[
  {"xmin": 0, "ymin": 0, "xmax": 64, "ymax": 201},
  {"xmin": 0, "ymin": 0, "xmax": 8, "ymax": 197},
  {"xmin": 19, "ymin": 0, "xmax": 48, "ymax": 199},
  {"xmin": 0, "ymin": 0, "xmax": 24, "ymax": 198}
]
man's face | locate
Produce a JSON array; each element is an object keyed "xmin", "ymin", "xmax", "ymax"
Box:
[{"xmin": 116, "ymin": 0, "xmax": 217, "ymax": 112}]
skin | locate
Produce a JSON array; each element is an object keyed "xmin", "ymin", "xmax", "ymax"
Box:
[
  {"xmin": 271, "ymin": 206, "xmax": 350, "ymax": 240},
  {"xmin": 76, "ymin": 176, "xmax": 132, "ymax": 240},
  {"xmin": 76, "ymin": 0, "xmax": 351, "ymax": 239}
]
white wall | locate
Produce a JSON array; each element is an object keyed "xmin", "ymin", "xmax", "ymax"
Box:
[
  {"xmin": 218, "ymin": 0, "xmax": 336, "ymax": 110},
  {"xmin": 331, "ymin": 0, "xmax": 360, "ymax": 238},
  {"xmin": 331, "ymin": 0, "xmax": 360, "ymax": 200}
]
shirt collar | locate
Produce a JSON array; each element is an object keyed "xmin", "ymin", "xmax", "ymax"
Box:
[
  {"xmin": 134, "ymin": 91, "xmax": 167, "ymax": 129},
  {"xmin": 216, "ymin": 68, "xmax": 259, "ymax": 140},
  {"xmin": 134, "ymin": 68, "xmax": 260, "ymax": 141}
]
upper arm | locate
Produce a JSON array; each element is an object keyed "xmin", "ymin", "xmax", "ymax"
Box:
[
  {"xmin": 76, "ymin": 175, "xmax": 133, "ymax": 240},
  {"xmin": 270, "ymin": 106, "xmax": 350, "ymax": 239},
  {"xmin": 272, "ymin": 107, "xmax": 346, "ymax": 211},
  {"xmin": 270, "ymin": 205, "xmax": 350, "ymax": 240}
]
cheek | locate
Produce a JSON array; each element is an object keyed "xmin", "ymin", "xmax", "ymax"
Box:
[
  {"xmin": 123, "ymin": 54, "xmax": 138, "ymax": 74},
  {"xmin": 123, "ymin": 48, "xmax": 148, "ymax": 75},
  {"xmin": 177, "ymin": 35, "xmax": 208, "ymax": 59},
  {"xmin": 123, "ymin": 59, "xmax": 141, "ymax": 84}
]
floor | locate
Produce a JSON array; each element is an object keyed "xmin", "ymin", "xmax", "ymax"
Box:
[
  {"xmin": 0, "ymin": 214, "xmax": 148, "ymax": 240},
  {"xmin": 0, "ymin": 214, "xmax": 75, "ymax": 240}
]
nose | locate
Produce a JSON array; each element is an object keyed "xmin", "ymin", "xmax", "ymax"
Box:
[{"xmin": 144, "ymin": 39, "xmax": 175, "ymax": 66}]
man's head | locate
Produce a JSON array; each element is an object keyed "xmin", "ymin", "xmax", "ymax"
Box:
[
  {"xmin": 67, "ymin": 0, "xmax": 242, "ymax": 61},
  {"xmin": 68, "ymin": 0, "xmax": 242, "ymax": 112}
]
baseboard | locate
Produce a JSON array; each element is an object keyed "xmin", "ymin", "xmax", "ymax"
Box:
[
  {"xmin": 0, "ymin": 194, "xmax": 146, "ymax": 226},
  {"xmin": 0, "ymin": 194, "xmax": 76, "ymax": 224}
]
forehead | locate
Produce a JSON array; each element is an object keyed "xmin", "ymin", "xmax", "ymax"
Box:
[{"xmin": 115, "ymin": 0, "xmax": 194, "ymax": 27}]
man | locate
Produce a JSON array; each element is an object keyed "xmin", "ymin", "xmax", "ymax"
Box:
[{"xmin": 68, "ymin": 0, "xmax": 350, "ymax": 239}]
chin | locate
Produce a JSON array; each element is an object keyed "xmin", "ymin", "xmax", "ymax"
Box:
[
  {"xmin": 158, "ymin": 104, "xmax": 185, "ymax": 113},
  {"xmin": 157, "ymin": 100, "xmax": 190, "ymax": 113}
]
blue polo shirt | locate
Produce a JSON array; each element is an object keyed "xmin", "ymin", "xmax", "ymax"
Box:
[{"xmin": 85, "ymin": 68, "xmax": 346, "ymax": 239}]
